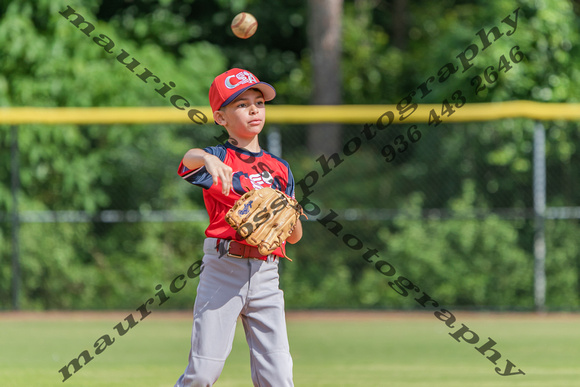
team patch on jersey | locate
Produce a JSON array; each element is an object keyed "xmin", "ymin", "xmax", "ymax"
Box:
[{"xmin": 247, "ymin": 171, "xmax": 274, "ymax": 190}]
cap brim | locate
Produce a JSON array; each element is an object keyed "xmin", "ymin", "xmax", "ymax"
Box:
[{"xmin": 221, "ymin": 81, "xmax": 276, "ymax": 109}]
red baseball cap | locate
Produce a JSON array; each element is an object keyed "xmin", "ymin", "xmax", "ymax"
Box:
[{"xmin": 209, "ymin": 68, "xmax": 276, "ymax": 112}]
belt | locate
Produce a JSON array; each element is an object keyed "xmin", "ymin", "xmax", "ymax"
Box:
[{"xmin": 216, "ymin": 239, "xmax": 269, "ymax": 261}]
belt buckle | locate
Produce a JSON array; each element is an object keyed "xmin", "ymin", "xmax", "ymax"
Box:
[
  {"xmin": 227, "ymin": 251, "xmax": 244, "ymax": 259},
  {"xmin": 226, "ymin": 241, "xmax": 245, "ymax": 259}
]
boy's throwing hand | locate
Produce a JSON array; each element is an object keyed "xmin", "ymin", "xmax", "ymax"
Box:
[{"xmin": 202, "ymin": 153, "xmax": 233, "ymax": 195}]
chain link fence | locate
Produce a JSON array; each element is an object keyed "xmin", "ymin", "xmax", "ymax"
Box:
[{"xmin": 1, "ymin": 116, "xmax": 579, "ymax": 311}]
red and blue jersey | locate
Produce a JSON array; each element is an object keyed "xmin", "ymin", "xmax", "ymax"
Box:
[{"xmin": 177, "ymin": 142, "xmax": 296, "ymax": 257}]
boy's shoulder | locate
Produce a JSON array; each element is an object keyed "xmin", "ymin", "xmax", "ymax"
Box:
[
  {"xmin": 261, "ymin": 148, "xmax": 291, "ymax": 168},
  {"xmin": 201, "ymin": 142, "xmax": 228, "ymax": 158},
  {"xmin": 215, "ymin": 143, "xmax": 293, "ymax": 175},
  {"xmin": 209, "ymin": 142, "xmax": 289, "ymax": 164}
]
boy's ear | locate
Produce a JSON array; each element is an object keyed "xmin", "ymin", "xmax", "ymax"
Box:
[{"xmin": 213, "ymin": 110, "xmax": 227, "ymax": 126}]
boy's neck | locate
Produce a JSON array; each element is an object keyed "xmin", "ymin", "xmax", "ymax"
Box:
[{"xmin": 228, "ymin": 136, "xmax": 261, "ymax": 153}]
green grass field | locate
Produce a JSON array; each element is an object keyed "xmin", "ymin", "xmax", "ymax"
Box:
[{"xmin": 1, "ymin": 310, "xmax": 579, "ymax": 387}]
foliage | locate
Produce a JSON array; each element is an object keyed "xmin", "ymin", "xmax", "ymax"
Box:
[
  {"xmin": 283, "ymin": 181, "xmax": 537, "ymax": 310},
  {"xmin": 0, "ymin": 0, "xmax": 579, "ymax": 310},
  {"xmin": 0, "ymin": 0, "xmax": 223, "ymax": 309},
  {"xmin": 98, "ymin": 0, "xmax": 307, "ymax": 104}
]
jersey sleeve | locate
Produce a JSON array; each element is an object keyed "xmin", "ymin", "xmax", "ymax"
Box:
[
  {"xmin": 177, "ymin": 145, "xmax": 227, "ymax": 189},
  {"xmin": 285, "ymin": 166, "xmax": 296, "ymax": 198}
]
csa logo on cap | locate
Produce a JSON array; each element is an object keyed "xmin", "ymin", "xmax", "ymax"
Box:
[{"xmin": 225, "ymin": 71, "xmax": 258, "ymax": 89}]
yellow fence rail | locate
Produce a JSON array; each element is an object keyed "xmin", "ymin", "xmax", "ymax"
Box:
[{"xmin": 1, "ymin": 101, "xmax": 579, "ymax": 125}]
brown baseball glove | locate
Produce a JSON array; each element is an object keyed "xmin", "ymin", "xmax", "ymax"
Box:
[{"xmin": 225, "ymin": 187, "xmax": 304, "ymax": 259}]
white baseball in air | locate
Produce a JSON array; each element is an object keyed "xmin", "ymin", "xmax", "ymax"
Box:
[{"xmin": 231, "ymin": 12, "xmax": 258, "ymax": 39}]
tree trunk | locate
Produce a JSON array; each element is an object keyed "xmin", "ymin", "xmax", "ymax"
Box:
[
  {"xmin": 307, "ymin": 0, "xmax": 343, "ymax": 156},
  {"xmin": 392, "ymin": 0, "xmax": 408, "ymax": 50}
]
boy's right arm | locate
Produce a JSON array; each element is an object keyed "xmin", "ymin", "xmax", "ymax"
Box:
[{"xmin": 183, "ymin": 149, "xmax": 233, "ymax": 195}]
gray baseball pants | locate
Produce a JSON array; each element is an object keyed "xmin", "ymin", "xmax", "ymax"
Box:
[{"xmin": 174, "ymin": 238, "xmax": 294, "ymax": 387}]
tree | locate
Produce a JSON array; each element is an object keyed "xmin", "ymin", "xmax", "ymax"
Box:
[
  {"xmin": 306, "ymin": 0, "xmax": 343, "ymax": 155},
  {"xmin": 0, "ymin": 0, "xmax": 225, "ymax": 308}
]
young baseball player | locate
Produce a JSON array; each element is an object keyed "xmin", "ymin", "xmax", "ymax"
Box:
[{"xmin": 174, "ymin": 68, "xmax": 302, "ymax": 387}]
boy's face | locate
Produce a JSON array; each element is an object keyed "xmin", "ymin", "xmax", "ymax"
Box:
[{"xmin": 214, "ymin": 88, "xmax": 266, "ymax": 140}]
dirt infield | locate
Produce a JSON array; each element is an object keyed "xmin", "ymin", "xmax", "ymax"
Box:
[{"xmin": 1, "ymin": 309, "xmax": 579, "ymax": 321}]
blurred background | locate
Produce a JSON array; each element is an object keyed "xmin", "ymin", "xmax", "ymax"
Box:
[{"xmin": 1, "ymin": 0, "xmax": 579, "ymax": 312}]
